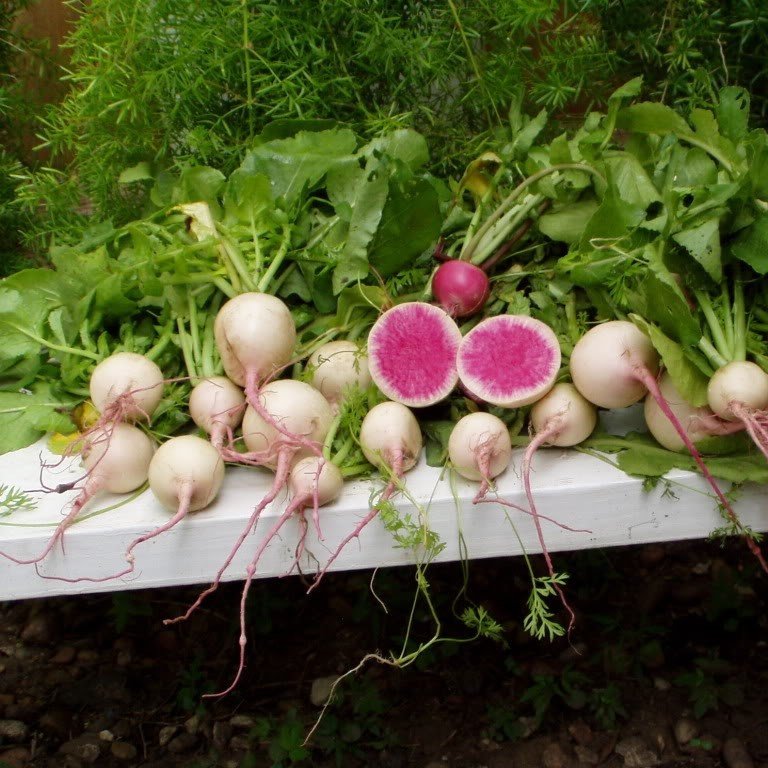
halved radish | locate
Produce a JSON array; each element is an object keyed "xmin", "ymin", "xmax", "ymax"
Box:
[
  {"xmin": 367, "ymin": 302, "xmax": 462, "ymax": 407},
  {"xmin": 457, "ymin": 316, "xmax": 561, "ymax": 408}
]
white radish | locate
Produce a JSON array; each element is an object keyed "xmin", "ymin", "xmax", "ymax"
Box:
[
  {"xmin": 308, "ymin": 340, "xmax": 372, "ymax": 410},
  {"xmin": 212, "ymin": 455, "xmax": 344, "ymax": 698},
  {"xmin": 168, "ymin": 380, "xmax": 335, "ymax": 629},
  {"xmin": 309, "ymin": 401, "xmax": 423, "ymax": 592},
  {"xmin": 448, "ymin": 412, "xmax": 512, "ymax": 495},
  {"xmin": 367, "ymin": 302, "xmax": 462, "ymax": 407},
  {"xmin": 89, "ymin": 352, "xmax": 164, "ymax": 422},
  {"xmin": 571, "ymin": 321, "xmax": 767, "ymax": 573},
  {"xmin": 0, "ymin": 424, "xmax": 154, "ymax": 568},
  {"xmin": 457, "ymin": 315, "xmax": 560, "ymax": 408},
  {"xmin": 189, "ymin": 376, "xmax": 246, "ymax": 452}
]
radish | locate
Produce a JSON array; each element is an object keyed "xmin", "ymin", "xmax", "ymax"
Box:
[
  {"xmin": 367, "ymin": 302, "xmax": 462, "ymax": 407},
  {"xmin": 189, "ymin": 376, "xmax": 246, "ymax": 457},
  {"xmin": 457, "ymin": 315, "xmax": 561, "ymax": 408},
  {"xmin": 571, "ymin": 321, "xmax": 768, "ymax": 572},
  {"xmin": 448, "ymin": 412, "xmax": 512, "ymax": 498},
  {"xmin": 89, "ymin": 352, "xmax": 164, "ymax": 422},
  {"xmin": 0, "ymin": 424, "xmax": 154, "ymax": 567},
  {"xmin": 308, "ymin": 401, "xmax": 423, "ymax": 590},
  {"xmin": 49, "ymin": 435, "xmax": 225, "ymax": 584},
  {"xmin": 166, "ymin": 380, "xmax": 335, "ymax": 625},
  {"xmin": 707, "ymin": 361, "xmax": 768, "ymax": 461},
  {"xmin": 432, "ymin": 260, "xmax": 490, "ymax": 318},
  {"xmin": 520, "ymin": 383, "xmax": 597, "ymax": 632},
  {"xmin": 644, "ymin": 373, "xmax": 723, "ymax": 451},
  {"xmin": 208, "ymin": 456, "xmax": 343, "ymax": 698},
  {"xmin": 307, "ymin": 340, "xmax": 372, "ymax": 411}
]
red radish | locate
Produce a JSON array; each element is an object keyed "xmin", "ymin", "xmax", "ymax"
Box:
[
  {"xmin": 308, "ymin": 401, "xmax": 423, "ymax": 591},
  {"xmin": 520, "ymin": 383, "xmax": 597, "ymax": 633},
  {"xmin": 47, "ymin": 435, "xmax": 225, "ymax": 584},
  {"xmin": 367, "ymin": 302, "xmax": 462, "ymax": 407},
  {"xmin": 571, "ymin": 321, "xmax": 768, "ymax": 573},
  {"xmin": 189, "ymin": 376, "xmax": 246, "ymax": 457},
  {"xmin": 0, "ymin": 424, "xmax": 154, "ymax": 567},
  {"xmin": 707, "ymin": 361, "xmax": 768, "ymax": 461},
  {"xmin": 457, "ymin": 315, "xmax": 561, "ymax": 408},
  {"xmin": 208, "ymin": 456, "xmax": 343, "ymax": 698},
  {"xmin": 432, "ymin": 260, "xmax": 490, "ymax": 318},
  {"xmin": 644, "ymin": 373, "xmax": 724, "ymax": 451},
  {"xmin": 307, "ymin": 340, "xmax": 372, "ymax": 411},
  {"xmin": 448, "ymin": 412, "xmax": 512, "ymax": 498},
  {"xmin": 89, "ymin": 352, "xmax": 164, "ymax": 422},
  {"xmin": 166, "ymin": 380, "xmax": 334, "ymax": 625}
]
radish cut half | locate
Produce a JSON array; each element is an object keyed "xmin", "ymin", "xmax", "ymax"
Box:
[
  {"xmin": 367, "ymin": 302, "xmax": 462, "ymax": 407},
  {"xmin": 457, "ymin": 315, "xmax": 561, "ymax": 408}
]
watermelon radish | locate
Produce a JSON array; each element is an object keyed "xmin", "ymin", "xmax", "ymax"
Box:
[
  {"xmin": 367, "ymin": 302, "xmax": 462, "ymax": 407},
  {"xmin": 432, "ymin": 260, "xmax": 490, "ymax": 318},
  {"xmin": 457, "ymin": 316, "xmax": 561, "ymax": 408}
]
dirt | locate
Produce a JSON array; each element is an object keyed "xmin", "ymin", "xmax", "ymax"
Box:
[{"xmin": 0, "ymin": 539, "xmax": 766, "ymax": 768}]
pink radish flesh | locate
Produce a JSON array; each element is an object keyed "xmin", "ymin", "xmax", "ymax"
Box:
[
  {"xmin": 432, "ymin": 260, "xmax": 490, "ymax": 318},
  {"xmin": 572, "ymin": 322, "xmax": 768, "ymax": 573},
  {"xmin": 2, "ymin": 424, "xmax": 154, "ymax": 568},
  {"xmin": 207, "ymin": 456, "xmax": 343, "ymax": 699},
  {"xmin": 367, "ymin": 302, "xmax": 462, "ymax": 407},
  {"xmin": 457, "ymin": 315, "xmax": 561, "ymax": 408}
]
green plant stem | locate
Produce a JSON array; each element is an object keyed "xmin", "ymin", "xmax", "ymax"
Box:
[
  {"xmin": 323, "ymin": 413, "xmax": 343, "ymax": 460},
  {"xmin": 462, "ymin": 164, "xmax": 605, "ymax": 262},
  {"xmin": 187, "ymin": 290, "xmax": 203, "ymax": 367},
  {"xmin": 733, "ymin": 268, "xmax": 747, "ymax": 362},
  {"xmin": 698, "ymin": 337, "xmax": 729, "ymax": 370},
  {"xmin": 145, "ymin": 322, "xmax": 174, "ymax": 362},
  {"xmin": 470, "ymin": 193, "xmax": 544, "ymax": 266},
  {"xmin": 176, "ymin": 318, "xmax": 200, "ymax": 382},
  {"xmin": 695, "ymin": 290, "xmax": 731, "ymax": 360},
  {"xmin": 721, "ymin": 283, "xmax": 734, "ymax": 358},
  {"xmin": 212, "ymin": 277, "xmax": 236, "ymax": 298},
  {"xmin": 8, "ymin": 325, "xmax": 100, "ymax": 361},
  {"xmin": 257, "ymin": 224, "xmax": 291, "ymax": 293},
  {"xmin": 340, "ymin": 463, "xmax": 370, "ymax": 479},
  {"xmin": 332, "ymin": 436, "xmax": 355, "ymax": 467}
]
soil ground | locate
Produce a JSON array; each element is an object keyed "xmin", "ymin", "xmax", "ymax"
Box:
[{"xmin": 0, "ymin": 538, "xmax": 766, "ymax": 768}]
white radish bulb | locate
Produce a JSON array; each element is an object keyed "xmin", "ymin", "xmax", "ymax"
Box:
[
  {"xmin": 83, "ymin": 423, "xmax": 155, "ymax": 494},
  {"xmin": 570, "ymin": 321, "xmax": 659, "ymax": 409},
  {"xmin": 289, "ymin": 456, "xmax": 344, "ymax": 507},
  {"xmin": 359, "ymin": 401, "xmax": 422, "ymax": 471},
  {"xmin": 707, "ymin": 361, "xmax": 768, "ymax": 421},
  {"xmin": 241, "ymin": 380, "xmax": 334, "ymax": 466},
  {"xmin": 531, "ymin": 383, "xmax": 597, "ymax": 447},
  {"xmin": 189, "ymin": 377, "xmax": 246, "ymax": 435},
  {"xmin": 644, "ymin": 373, "xmax": 713, "ymax": 451},
  {"xmin": 448, "ymin": 412, "xmax": 512, "ymax": 482},
  {"xmin": 89, "ymin": 352, "xmax": 164, "ymax": 420},
  {"xmin": 148, "ymin": 435, "xmax": 225, "ymax": 512},
  {"xmin": 214, "ymin": 292, "xmax": 297, "ymax": 387},
  {"xmin": 308, "ymin": 340, "xmax": 372, "ymax": 408}
]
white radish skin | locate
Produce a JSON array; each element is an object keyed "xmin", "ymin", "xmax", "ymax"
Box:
[
  {"xmin": 210, "ymin": 454, "xmax": 344, "ymax": 699},
  {"xmin": 530, "ymin": 383, "xmax": 597, "ymax": 448},
  {"xmin": 0, "ymin": 424, "xmax": 154, "ymax": 568},
  {"xmin": 570, "ymin": 321, "xmax": 659, "ymax": 409},
  {"xmin": 359, "ymin": 401, "xmax": 423, "ymax": 472},
  {"xmin": 214, "ymin": 292, "xmax": 297, "ymax": 388},
  {"xmin": 241, "ymin": 380, "xmax": 335, "ymax": 468},
  {"xmin": 308, "ymin": 340, "xmax": 372, "ymax": 410},
  {"xmin": 448, "ymin": 412, "xmax": 512, "ymax": 487},
  {"xmin": 707, "ymin": 361, "xmax": 768, "ymax": 420},
  {"xmin": 309, "ymin": 401, "xmax": 423, "ymax": 595},
  {"xmin": 644, "ymin": 374, "xmax": 714, "ymax": 452},
  {"xmin": 89, "ymin": 352, "xmax": 164, "ymax": 421},
  {"xmin": 189, "ymin": 376, "xmax": 246, "ymax": 450},
  {"xmin": 148, "ymin": 435, "xmax": 225, "ymax": 512}
]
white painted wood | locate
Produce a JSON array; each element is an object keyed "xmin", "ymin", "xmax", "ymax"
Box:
[{"xmin": 0, "ymin": 410, "xmax": 765, "ymax": 601}]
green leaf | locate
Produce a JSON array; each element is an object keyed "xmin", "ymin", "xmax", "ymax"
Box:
[
  {"xmin": 369, "ymin": 178, "xmax": 441, "ymax": 277},
  {"xmin": 506, "ymin": 109, "xmax": 547, "ymax": 160},
  {"xmin": 604, "ymin": 155, "xmax": 660, "ymax": 209},
  {"xmin": 646, "ymin": 324, "xmax": 709, "ymax": 407},
  {"xmin": 422, "ymin": 420, "xmax": 455, "ymax": 467},
  {"xmin": 672, "ymin": 218, "xmax": 722, "ymax": 282},
  {"xmin": 730, "ymin": 214, "xmax": 768, "ymax": 274},
  {"xmin": 716, "ymin": 87, "xmax": 750, "ymax": 143},
  {"xmin": 258, "ymin": 118, "xmax": 339, "ymax": 141},
  {"xmin": 538, "ymin": 200, "xmax": 599, "ymax": 244},
  {"xmin": 0, "ymin": 384, "xmax": 76, "ymax": 454},
  {"xmin": 222, "ymin": 168, "xmax": 273, "ymax": 226},
  {"xmin": 118, "ymin": 161, "xmax": 154, "ymax": 184},
  {"xmin": 243, "ymin": 128, "xmax": 357, "ymax": 204},
  {"xmin": 617, "ymin": 103, "xmax": 691, "ymax": 136},
  {"xmin": 174, "ymin": 166, "xmax": 226, "ymax": 216},
  {"xmin": 580, "ymin": 183, "xmax": 645, "ymax": 244},
  {"xmin": 362, "ymin": 129, "xmax": 429, "ymax": 170}
]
